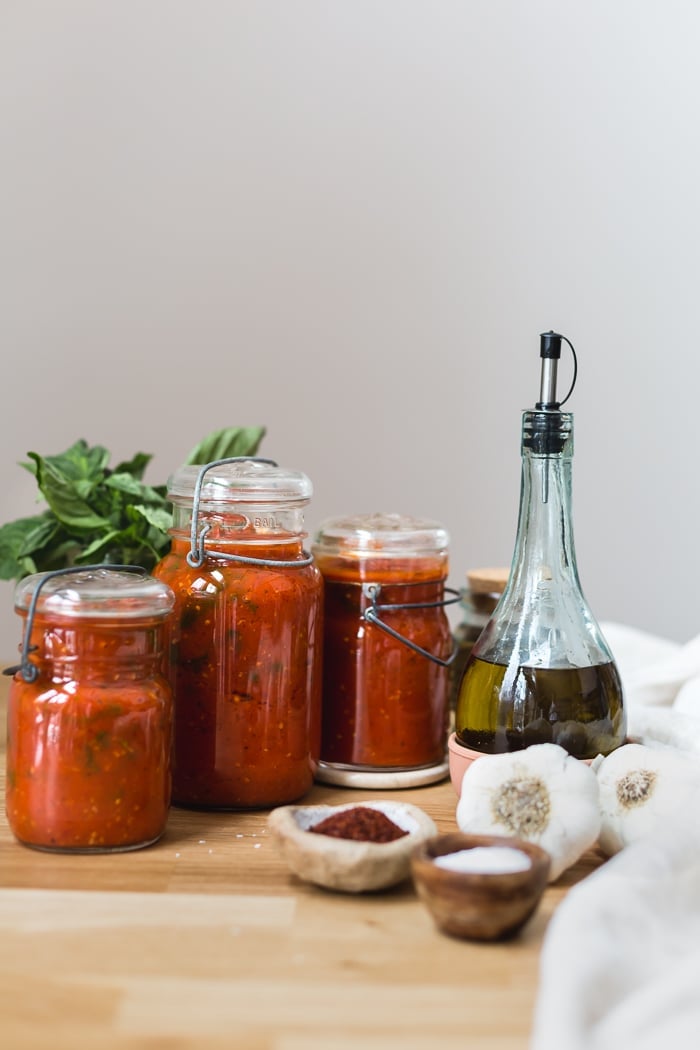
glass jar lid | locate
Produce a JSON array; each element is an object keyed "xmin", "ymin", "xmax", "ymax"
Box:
[
  {"xmin": 168, "ymin": 459, "xmax": 313, "ymax": 506},
  {"xmin": 14, "ymin": 568, "xmax": 175, "ymax": 620},
  {"xmin": 313, "ymin": 512, "xmax": 449, "ymax": 559}
]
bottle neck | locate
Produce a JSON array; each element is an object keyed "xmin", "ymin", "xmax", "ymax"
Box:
[
  {"xmin": 508, "ymin": 449, "xmax": 581, "ymax": 596},
  {"xmin": 474, "ymin": 441, "xmax": 615, "ymax": 669}
]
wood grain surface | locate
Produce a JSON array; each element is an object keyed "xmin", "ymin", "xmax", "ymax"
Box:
[{"xmin": 0, "ymin": 673, "xmax": 604, "ymax": 1049}]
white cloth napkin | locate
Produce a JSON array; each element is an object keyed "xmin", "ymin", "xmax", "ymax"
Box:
[
  {"xmin": 601, "ymin": 622, "xmax": 700, "ymax": 755},
  {"xmin": 531, "ymin": 816, "xmax": 700, "ymax": 1050},
  {"xmin": 530, "ymin": 622, "xmax": 700, "ymax": 1050}
]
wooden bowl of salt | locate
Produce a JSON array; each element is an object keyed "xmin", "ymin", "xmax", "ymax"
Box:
[{"xmin": 411, "ymin": 832, "xmax": 550, "ymax": 940}]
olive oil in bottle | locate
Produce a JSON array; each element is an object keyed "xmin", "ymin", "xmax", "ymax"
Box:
[
  {"xmin": 454, "ymin": 332, "xmax": 626, "ymax": 760},
  {"xmin": 456, "ymin": 657, "xmax": 625, "ymax": 759}
]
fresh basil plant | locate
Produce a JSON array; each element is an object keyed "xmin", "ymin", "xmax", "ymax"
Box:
[{"xmin": 0, "ymin": 426, "xmax": 266, "ymax": 580}]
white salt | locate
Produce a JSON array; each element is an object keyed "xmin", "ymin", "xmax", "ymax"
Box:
[{"xmin": 435, "ymin": 846, "xmax": 531, "ymax": 874}]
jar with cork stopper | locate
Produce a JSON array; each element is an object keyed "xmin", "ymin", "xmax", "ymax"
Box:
[{"xmin": 448, "ymin": 567, "xmax": 509, "ymax": 716}]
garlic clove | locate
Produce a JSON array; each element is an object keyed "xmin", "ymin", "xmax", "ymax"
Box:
[
  {"xmin": 596, "ymin": 742, "xmax": 700, "ymax": 856},
  {"xmin": 456, "ymin": 742, "xmax": 601, "ymax": 882}
]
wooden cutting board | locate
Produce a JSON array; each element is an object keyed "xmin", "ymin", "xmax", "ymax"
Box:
[{"xmin": 0, "ymin": 674, "xmax": 603, "ymax": 1049}]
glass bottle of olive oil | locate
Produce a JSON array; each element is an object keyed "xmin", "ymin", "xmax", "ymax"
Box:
[{"xmin": 455, "ymin": 332, "xmax": 626, "ymax": 760}]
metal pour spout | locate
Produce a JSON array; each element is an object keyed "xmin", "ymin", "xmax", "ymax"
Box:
[
  {"xmin": 535, "ymin": 330, "xmax": 577, "ymax": 412},
  {"xmin": 537, "ymin": 331, "xmax": 563, "ymax": 409}
]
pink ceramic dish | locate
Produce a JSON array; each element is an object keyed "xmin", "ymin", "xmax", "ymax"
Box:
[
  {"xmin": 448, "ymin": 732, "xmax": 484, "ymax": 795},
  {"xmin": 448, "ymin": 732, "xmax": 602, "ymax": 797}
]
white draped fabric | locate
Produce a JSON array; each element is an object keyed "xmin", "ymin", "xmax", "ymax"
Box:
[{"xmin": 530, "ymin": 623, "xmax": 700, "ymax": 1050}]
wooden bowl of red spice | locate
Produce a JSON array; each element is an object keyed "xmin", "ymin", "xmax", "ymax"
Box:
[{"xmin": 268, "ymin": 801, "xmax": 437, "ymax": 893}]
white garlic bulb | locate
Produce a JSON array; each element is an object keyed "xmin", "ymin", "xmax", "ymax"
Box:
[
  {"xmin": 456, "ymin": 743, "xmax": 601, "ymax": 882},
  {"xmin": 596, "ymin": 742, "xmax": 700, "ymax": 856}
]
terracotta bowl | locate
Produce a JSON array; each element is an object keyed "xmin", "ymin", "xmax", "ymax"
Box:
[
  {"xmin": 448, "ymin": 732, "xmax": 484, "ymax": 795},
  {"xmin": 411, "ymin": 832, "xmax": 551, "ymax": 941},
  {"xmin": 448, "ymin": 732, "xmax": 602, "ymax": 796}
]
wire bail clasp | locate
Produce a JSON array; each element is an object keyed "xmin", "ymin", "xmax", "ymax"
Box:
[
  {"xmin": 3, "ymin": 564, "xmax": 148, "ymax": 683},
  {"xmin": 186, "ymin": 457, "xmax": 314, "ymax": 570},
  {"xmin": 361, "ymin": 581, "xmax": 461, "ymax": 667}
]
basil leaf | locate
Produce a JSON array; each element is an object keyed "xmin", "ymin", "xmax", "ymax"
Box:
[
  {"xmin": 112, "ymin": 452, "xmax": 152, "ymax": 480},
  {"xmin": 105, "ymin": 473, "xmax": 168, "ymax": 505},
  {"xmin": 129, "ymin": 504, "xmax": 173, "ymax": 532},
  {"xmin": 0, "ymin": 516, "xmax": 50, "ymax": 579},
  {"xmin": 73, "ymin": 530, "xmax": 124, "ymax": 564},
  {"xmin": 184, "ymin": 426, "xmax": 266, "ymax": 466},
  {"xmin": 63, "ymin": 440, "xmax": 110, "ymax": 479},
  {"xmin": 17, "ymin": 535, "xmax": 83, "ymax": 576},
  {"xmin": 74, "ymin": 519, "xmax": 168, "ymax": 570},
  {"xmin": 34, "ymin": 440, "xmax": 110, "ymax": 484},
  {"xmin": 16, "ymin": 514, "xmax": 61, "ymax": 557},
  {"xmin": 29, "ymin": 453, "xmax": 110, "ymax": 532}
]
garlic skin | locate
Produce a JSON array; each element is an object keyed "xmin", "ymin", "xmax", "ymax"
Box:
[
  {"xmin": 456, "ymin": 743, "xmax": 601, "ymax": 882},
  {"xmin": 596, "ymin": 742, "xmax": 700, "ymax": 857}
]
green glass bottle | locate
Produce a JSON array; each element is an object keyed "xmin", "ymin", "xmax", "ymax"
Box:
[{"xmin": 455, "ymin": 332, "xmax": 626, "ymax": 760}]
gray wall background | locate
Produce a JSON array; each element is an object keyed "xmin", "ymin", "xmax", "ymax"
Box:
[{"xmin": 1, "ymin": 1, "xmax": 698, "ymax": 657}]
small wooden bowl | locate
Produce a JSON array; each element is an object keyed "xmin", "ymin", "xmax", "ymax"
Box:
[{"xmin": 411, "ymin": 832, "xmax": 550, "ymax": 941}]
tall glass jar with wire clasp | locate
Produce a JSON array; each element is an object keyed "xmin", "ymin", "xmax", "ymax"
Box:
[
  {"xmin": 153, "ymin": 457, "xmax": 323, "ymax": 809},
  {"xmin": 5, "ymin": 566, "xmax": 175, "ymax": 852},
  {"xmin": 312, "ymin": 513, "xmax": 458, "ymax": 788}
]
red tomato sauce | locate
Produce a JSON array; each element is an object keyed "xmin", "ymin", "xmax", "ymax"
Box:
[
  {"xmin": 154, "ymin": 537, "xmax": 323, "ymax": 809},
  {"xmin": 6, "ymin": 616, "xmax": 172, "ymax": 852},
  {"xmin": 314, "ymin": 554, "xmax": 452, "ymax": 768}
]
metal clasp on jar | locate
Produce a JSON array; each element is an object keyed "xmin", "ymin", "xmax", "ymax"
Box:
[
  {"xmin": 186, "ymin": 457, "xmax": 314, "ymax": 570},
  {"xmin": 361, "ymin": 581, "xmax": 461, "ymax": 667}
]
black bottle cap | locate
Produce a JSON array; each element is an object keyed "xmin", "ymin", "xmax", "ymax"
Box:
[{"xmin": 540, "ymin": 331, "xmax": 563, "ymax": 360}]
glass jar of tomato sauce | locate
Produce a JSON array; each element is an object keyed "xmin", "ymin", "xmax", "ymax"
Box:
[
  {"xmin": 312, "ymin": 513, "xmax": 456, "ymax": 788},
  {"xmin": 5, "ymin": 566, "xmax": 175, "ymax": 853},
  {"xmin": 153, "ymin": 457, "xmax": 323, "ymax": 809}
]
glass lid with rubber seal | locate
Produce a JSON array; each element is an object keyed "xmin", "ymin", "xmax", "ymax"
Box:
[
  {"xmin": 168, "ymin": 458, "xmax": 313, "ymax": 507},
  {"xmin": 313, "ymin": 513, "xmax": 449, "ymax": 560},
  {"xmin": 14, "ymin": 566, "xmax": 175, "ymax": 620}
]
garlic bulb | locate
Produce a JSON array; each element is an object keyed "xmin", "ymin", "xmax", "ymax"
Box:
[
  {"xmin": 596, "ymin": 742, "xmax": 700, "ymax": 856},
  {"xmin": 456, "ymin": 743, "xmax": 601, "ymax": 881}
]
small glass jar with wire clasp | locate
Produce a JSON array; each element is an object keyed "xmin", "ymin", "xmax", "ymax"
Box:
[
  {"xmin": 5, "ymin": 566, "xmax": 175, "ymax": 853},
  {"xmin": 312, "ymin": 513, "xmax": 458, "ymax": 788}
]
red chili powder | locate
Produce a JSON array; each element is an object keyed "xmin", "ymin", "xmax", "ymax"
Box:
[{"xmin": 309, "ymin": 806, "xmax": 409, "ymax": 843}]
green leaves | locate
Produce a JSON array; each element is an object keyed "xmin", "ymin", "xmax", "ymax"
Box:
[
  {"xmin": 0, "ymin": 427, "xmax": 266, "ymax": 581},
  {"xmin": 0, "ymin": 514, "xmax": 59, "ymax": 578},
  {"xmin": 26, "ymin": 450, "xmax": 111, "ymax": 531},
  {"xmin": 184, "ymin": 426, "xmax": 266, "ymax": 466}
]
